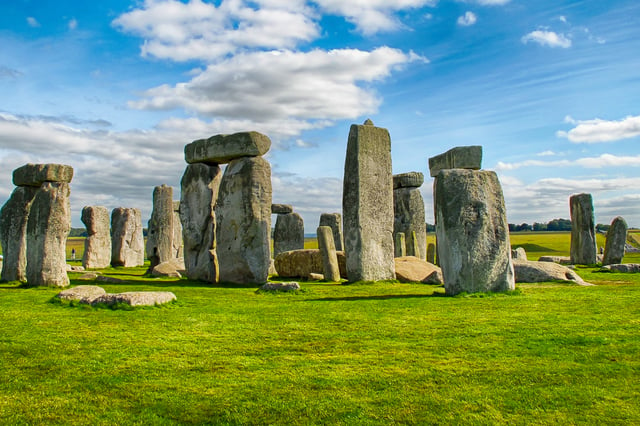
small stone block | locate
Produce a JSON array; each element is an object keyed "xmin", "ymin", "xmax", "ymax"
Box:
[
  {"xmin": 428, "ymin": 146, "xmax": 482, "ymax": 177},
  {"xmin": 271, "ymin": 204, "xmax": 293, "ymax": 214},
  {"xmin": 393, "ymin": 172, "xmax": 424, "ymax": 189},
  {"xmin": 185, "ymin": 131, "xmax": 271, "ymax": 164},
  {"xmin": 260, "ymin": 282, "xmax": 301, "ymax": 292}
]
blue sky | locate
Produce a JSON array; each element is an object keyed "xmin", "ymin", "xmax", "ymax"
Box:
[{"xmin": 1, "ymin": 0, "xmax": 639, "ymax": 232}]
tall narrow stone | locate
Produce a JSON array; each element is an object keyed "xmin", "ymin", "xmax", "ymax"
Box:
[
  {"xmin": 146, "ymin": 185, "xmax": 174, "ymax": 269},
  {"xmin": 319, "ymin": 213, "xmax": 344, "ymax": 252},
  {"xmin": 0, "ymin": 186, "xmax": 38, "ymax": 281},
  {"xmin": 602, "ymin": 216, "xmax": 628, "ymax": 266},
  {"xmin": 26, "ymin": 182, "xmax": 71, "ymax": 287},
  {"xmin": 317, "ymin": 226, "xmax": 341, "ymax": 282},
  {"xmin": 342, "ymin": 120, "xmax": 395, "ymax": 282},
  {"xmin": 570, "ymin": 193, "xmax": 597, "ymax": 265},
  {"xmin": 394, "ymin": 232, "xmax": 406, "ymax": 258},
  {"xmin": 408, "ymin": 231, "xmax": 421, "ymax": 258},
  {"xmin": 172, "ymin": 201, "xmax": 183, "ymax": 258},
  {"xmin": 435, "ymin": 169, "xmax": 514, "ymax": 295},
  {"xmin": 216, "ymin": 156, "xmax": 272, "ymax": 284},
  {"xmin": 111, "ymin": 207, "xmax": 144, "ymax": 267},
  {"xmin": 393, "ymin": 172, "xmax": 426, "ymax": 260},
  {"xmin": 273, "ymin": 212, "xmax": 304, "ymax": 258},
  {"xmin": 81, "ymin": 206, "xmax": 112, "ymax": 269},
  {"xmin": 426, "ymin": 243, "xmax": 436, "ymax": 264},
  {"xmin": 180, "ymin": 163, "xmax": 222, "ymax": 282}
]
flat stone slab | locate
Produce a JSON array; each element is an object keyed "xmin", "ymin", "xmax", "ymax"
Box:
[
  {"xmin": 96, "ymin": 275, "xmax": 126, "ymax": 284},
  {"xmin": 513, "ymin": 260, "xmax": 593, "ymax": 286},
  {"xmin": 602, "ymin": 263, "xmax": 640, "ymax": 273},
  {"xmin": 92, "ymin": 291, "xmax": 177, "ymax": 307},
  {"xmin": 538, "ymin": 256, "xmax": 572, "ymax": 265},
  {"xmin": 185, "ymin": 131, "xmax": 271, "ymax": 164},
  {"xmin": 56, "ymin": 285, "xmax": 107, "ymax": 303},
  {"xmin": 260, "ymin": 282, "xmax": 300, "ymax": 292},
  {"xmin": 77, "ymin": 272, "xmax": 99, "ymax": 280},
  {"xmin": 393, "ymin": 172, "xmax": 424, "ymax": 189},
  {"xmin": 151, "ymin": 258, "xmax": 186, "ymax": 278},
  {"xmin": 271, "ymin": 204, "xmax": 293, "ymax": 214},
  {"xmin": 13, "ymin": 163, "xmax": 74, "ymax": 187},
  {"xmin": 274, "ymin": 249, "xmax": 346, "ymax": 278},
  {"xmin": 428, "ymin": 146, "xmax": 482, "ymax": 177},
  {"xmin": 394, "ymin": 256, "xmax": 443, "ymax": 284}
]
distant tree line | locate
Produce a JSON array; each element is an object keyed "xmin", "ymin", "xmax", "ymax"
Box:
[{"xmin": 507, "ymin": 219, "xmax": 611, "ymax": 233}]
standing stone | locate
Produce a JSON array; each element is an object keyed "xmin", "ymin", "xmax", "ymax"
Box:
[
  {"xmin": 394, "ymin": 233, "xmax": 406, "ymax": 258},
  {"xmin": 172, "ymin": 201, "xmax": 183, "ymax": 258},
  {"xmin": 111, "ymin": 207, "xmax": 144, "ymax": 267},
  {"xmin": 0, "ymin": 186, "xmax": 38, "ymax": 282},
  {"xmin": 393, "ymin": 174, "xmax": 426, "ymax": 260},
  {"xmin": 317, "ymin": 226, "xmax": 341, "ymax": 282},
  {"xmin": 435, "ymin": 169, "xmax": 514, "ymax": 295},
  {"xmin": 273, "ymin": 212, "xmax": 304, "ymax": 258},
  {"xmin": 216, "ymin": 156, "xmax": 272, "ymax": 284},
  {"xmin": 342, "ymin": 119, "xmax": 395, "ymax": 282},
  {"xmin": 570, "ymin": 193, "xmax": 597, "ymax": 265},
  {"xmin": 146, "ymin": 185, "xmax": 174, "ymax": 269},
  {"xmin": 81, "ymin": 206, "xmax": 112, "ymax": 269},
  {"xmin": 602, "ymin": 216, "xmax": 628, "ymax": 266},
  {"xmin": 319, "ymin": 213, "xmax": 343, "ymax": 251},
  {"xmin": 408, "ymin": 231, "xmax": 421, "ymax": 258},
  {"xmin": 180, "ymin": 163, "xmax": 222, "ymax": 282},
  {"xmin": 26, "ymin": 182, "xmax": 71, "ymax": 287},
  {"xmin": 426, "ymin": 243, "xmax": 436, "ymax": 264}
]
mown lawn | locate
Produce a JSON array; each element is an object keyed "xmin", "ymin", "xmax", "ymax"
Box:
[{"xmin": 1, "ymin": 262, "xmax": 639, "ymax": 424}]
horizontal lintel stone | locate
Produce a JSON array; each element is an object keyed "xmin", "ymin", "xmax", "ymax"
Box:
[
  {"xmin": 185, "ymin": 131, "xmax": 271, "ymax": 164},
  {"xmin": 428, "ymin": 146, "xmax": 482, "ymax": 177}
]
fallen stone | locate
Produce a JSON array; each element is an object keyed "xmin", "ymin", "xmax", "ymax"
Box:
[
  {"xmin": 92, "ymin": 291, "xmax": 177, "ymax": 307},
  {"xmin": 271, "ymin": 204, "xmax": 293, "ymax": 214},
  {"xmin": 77, "ymin": 272, "xmax": 99, "ymax": 280},
  {"xmin": 96, "ymin": 275, "xmax": 126, "ymax": 284},
  {"xmin": 511, "ymin": 247, "xmax": 527, "ymax": 261},
  {"xmin": 67, "ymin": 265, "xmax": 85, "ymax": 272},
  {"xmin": 394, "ymin": 256, "xmax": 443, "ymax": 284},
  {"xmin": 513, "ymin": 260, "xmax": 593, "ymax": 286},
  {"xmin": 601, "ymin": 263, "xmax": 640, "ymax": 273},
  {"xmin": 151, "ymin": 258, "xmax": 186, "ymax": 278},
  {"xmin": 185, "ymin": 131, "xmax": 271, "ymax": 164},
  {"xmin": 260, "ymin": 282, "xmax": 300, "ymax": 292},
  {"xmin": 56, "ymin": 285, "xmax": 107, "ymax": 303},
  {"xmin": 274, "ymin": 249, "xmax": 347, "ymax": 278},
  {"xmin": 393, "ymin": 172, "xmax": 424, "ymax": 189},
  {"xmin": 538, "ymin": 256, "xmax": 572, "ymax": 265},
  {"xmin": 12, "ymin": 163, "xmax": 74, "ymax": 187},
  {"xmin": 428, "ymin": 146, "xmax": 482, "ymax": 177},
  {"xmin": 308, "ymin": 273, "xmax": 324, "ymax": 281}
]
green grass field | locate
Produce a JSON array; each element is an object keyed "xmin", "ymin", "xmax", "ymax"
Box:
[{"xmin": 1, "ymin": 232, "xmax": 639, "ymax": 424}]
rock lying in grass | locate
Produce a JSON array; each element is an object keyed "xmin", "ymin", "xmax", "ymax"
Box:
[
  {"xmin": 513, "ymin": 260, "xmax": 593, "ymax": 286},
  {"xmin": 308, "ymin": 273, "xmax": 324, "ymax": 281},
  {"xmin": 601, "ymin": 263, "xmax": 640, "ymax": 273},
  {"xmin": 96, "ymin": 275, "xmax": 126, "ymax": 284},
  {"xmin": 394, "ymin": 256, "xmax": 443, "ymax": 284},
  {"xmin": 538, "ymin": 256, "xmax": 572, "ymax": 265},
  {"xmin": 56, "ymin": 285, "xmax": 106, "ymax": 303},
  {"xmin": 260, "ymin": 282, "xmax": 300, "ymax": 292},
  {"xmin": 511, "ymin": 247, "xmax": 527, "ymax": 261},
  {"xmin": 77, "ymin": 272, "xmax": 99, "ymax": 280},
  {"xmin": 274, "ymin": 249, "xmax": 346, "ymax": 278},
  {"xmin": 92, "ymin": 291, "xmax": 177, "ymax": 307},
  {"xmin": 66, "ymin": 264, "xmax": 85, "ymax": 272},
  {"xmin": 151, "ymin": 258, "xmax": 186, "ymax": 278}
]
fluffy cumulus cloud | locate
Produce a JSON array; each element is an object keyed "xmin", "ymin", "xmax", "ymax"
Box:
[
  {"xmin": 457, "ymin": 11, "xmax": 477, "ymax": 26},
  {"xmin": 557, "ymin": 115, "xmax": 640, "ymax": 143},
  {"xmin": 521, "ymin": 30, "xmax": 571, "ymax": 48}
]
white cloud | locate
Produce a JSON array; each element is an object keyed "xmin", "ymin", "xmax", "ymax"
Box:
[
  {"xmin": 460, "ymin": 0, "xmax": 509, "ymax": 5},
  {"xmin": 68, "ymin": 19, "xmax": 78, "ymax": 30},
  {"xmin": 536, "ymin": 150, "xmax": 556, "ymax": 157},
  {"xmin": 495, "ymin": 153, "xmax": 640, "ymax": 171},
  {"xmin": 130, "ymin": 47, "xmax": 424, "ymax": 128},
  {"xmin": 27, "ymin": 17, "xmax": 40, "ymax": 28},
  {"xmin": 557, "ymin": 115, "xmax": 640, "ymax": 143},
  {"xmin": 457, "ymin": 11, "xmax": 477, "ymax": 26},
  {"xmin": 521, "ymin": 30, "xmax": 572, "ymax": 48}
]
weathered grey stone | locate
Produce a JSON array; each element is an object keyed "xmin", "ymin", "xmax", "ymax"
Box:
[
  {"xmin": 67, "ymin": 265, "xmax": 85, "ymax": 272},
  {"xmin": 511, "ymin": 247, "xmax": 528, "ymax": 261},
  {"xmin": 92, "ymin": 291, "xmax": 176, "ymax": 307},
  {"xmin": 0, "ymin": 186, "xmax": 37, "ymax": 281},
  {"xmin": 393, "ymin": 172, "xmax": 424, "ymax": 189},
  {"xmin": 81, "ymin": 206, "xmax": 111, "ymax": 269},
  {"xmin": 260, "ymin": 282, "xmax": 300, "ymax": 292},
  {"xmin": 538, "ymin": 256, "xmax": 572, "ymax": 265},
  {"xmin": 12, "ymin": 163, "xmax": 74, "ymax": 187},
  {"xmin": 185, "ymin": 131, "xmax": 271, "ymax": 164},
  {"xmin": 172, "ymin": 201, "xmax": 183, "ymax": 259},
  {"xmin": 180, "ymin": 163, "xmax": 222, "ymax": 283},
  {"xmin": 426, "ymin": 243, "xmax": 436, "ymax": 264},
  {"xmin": 394, "ymin": 186, "xmax": 426, "ymax": 259},
  {"xmin": 271, "ymin": 204, "xmax": 293, "ymax": 214},
  {"xmin": 111, "ymin": 208, "xmax": 144, "ymax": 267},
  {"xmin": 273, "ymin": 212, "xmax": 304, "ymax": 258},
  {"xmin": 319, "ymin": 213, "xmax": 343, "ymax": 251},
  {"xmin": 77, "ymin": 272, "xmax": 99, "ymax": 281},
  {"xmin": 146, "ymin": 185, "xmax": 175, "ymax": 269},
  {"xmin": 317, "ymin": 226, "xmax": 341, "ymax": 282},
  {"xmin": 435, "ymin": 169, "xmax": 514, "ymax": 295},
  {"xmin": 96, "ymin": 275, "xmax": 125, "ymax": 284},
  {"xmin": 428, "ymin": 146, "xmax": 482, "ymax": 177},
  {"xmin": 216, "ymin": 156, "xmax": 272, "ymax": 284},
  {"xmin": 394, "ymin": 232, "xmax": 406, "ymax": 258},
  {"xmin": 602, "ymin": 216, "xmax": 628, "ymax": 266},
  {"xmin": 570, "ymin": 193, "xmax": 597, "ymax": 265},
  {"xmin": 602, "ymin": 263, "xmax": 640, "ymax": 273},
  {"xmin": 342, "ymin": 120, "xmax": 395, "ymax": 282},
  {"xmin": 394, "ymin": 256, "xmax": 443, "ymax": 284},
  {"xmin": 513, "ymin": 260, "xmax": 592, "ymax": 286},
  {"xmin": 308, "ymin": 273, "xmax": 324, "ymax": 281},
  {"xmin": 151, "ymin": 258, "xmax": 186, "ymax": 278},
  {"xmin": 25, "ymin": 182, "xmax": 71, "ymax": 287},
  {"xmin": 56, "ymin": 285, "xmax": 106, "ymax": 303},
  {"xmin": 274, "ymin": 249, "xmax": 347, "ymax": 278}
]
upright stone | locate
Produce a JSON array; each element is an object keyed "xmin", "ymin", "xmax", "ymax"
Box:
[
  {"xmin": 317, "ymin": 226, "xmax": 341, "ymax": 282},
  {"xmin": 81, "ymin": 206, "xmax": 112, "ymax": 269},
  {"xmin": 216, "ymin": 156, "xmax": 272, "ymax": 284},
  {"xmin": 428, "ymin": 146, "xmax": 482, "ymax": 177},
  {"xmin": 435, "ymin": 169, "xmax": 514, "ymax": 295},
  {"xmin": 273, "ymin": 212, "xmax": 304, "ymax": 258},
  {"xmin": 426, "ymin": 243, "xmax": 436, "ymax": 264},
  {"xmin": 408, "ymin": 231, "xmax": 421, "ymax": 258},
  {"xmin": 172, "ymin": 201, "xmax": 183, "ymax": 258},
  {"xmin": 319, "ymin": 213, "xmax": 343, "ymax": 251},
  {"xmin": 569, "ymin": 193, "xmax": 597, "ymax": 265},
  {"xmin": 146, "ymin": 185, "xmax": 174, "ymax": 269},
  {"xmin": 111, "ymin": 208, "xmax": 144, "ymax": 267},
  {"xmin": 602, "ymin": 216, "xmax": 628, "ymax": 266},
  {"xmin": 26, "ymin": 182, "xmax": 71, "ymax": 287},
  {"xmin": 393, "ymin": 172, "xmax": 426, "ymax": 259},
  {"xmin": 0, "ymin": 186, "xmax": 38, "ymax": 281},
  {"xmin": 180, "ymin": 163, "xmax": 222, "ymax": 282},
  {"xmin": 342, "ymin": 119, "xmax": 395, "ymax": 282},
  {"xmin": 394, "ymin": 233, "xmax": 406, "ymax": 258}
]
